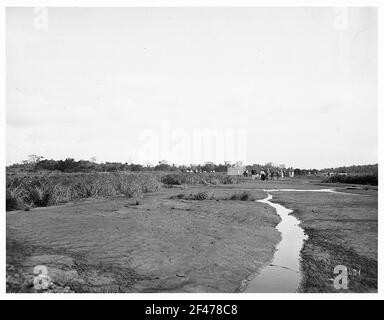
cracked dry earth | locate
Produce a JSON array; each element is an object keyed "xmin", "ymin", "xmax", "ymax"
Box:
[{"xmin": 7, "ymin": 186, "xmax": 280, "ymax": 293}]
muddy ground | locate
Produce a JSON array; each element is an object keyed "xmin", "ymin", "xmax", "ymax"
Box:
[
  {"xmin": 7, "ymin": 184, "xmax": 280, "ymax": 293},
  {"xmin": 271, "ymin": 188, "xmax": 377, "ymax": 293},
  {"xmin": 6, "ymin": 179, "xmax": 378, "ymax": 293}
]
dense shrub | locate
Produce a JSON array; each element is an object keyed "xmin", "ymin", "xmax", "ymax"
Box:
[
  {"xmin": 322, "ymin": 174, "xmax": 378, "ymax": 186},
  {"xmin": 6, "ymin": 172, "xmax": 161, "ymax": 210},
  {"xmin": 228, "ymin": 191, "xmax": 266, "ymax": 201},
  {"xmin": 6, "ymin": 189, "xmax": 24, "ymax": 211},
  {"xmin": 6, "ymin": 171, "xmax": 244, "ymax": 210},
  {"xmin": 160, "ymin": 172, "xmax": 241, "ymax": 186},
  {"xmin": 230, "ymin": 191, "xmax": 253, "ymax": 201},
  {"xmin": 171, "ymin": 190, "xmax": 267, "ymax": 201},
  {"xmin": 161, "ymin": 174, "xmax": 184, "ymax": 186},
  {"xmin": 187, "ymin": 191, "xmax": 211, "ymax": 200},
  {"xmin": 171, "ymin": 191, "xmax": 213, "ymax": 200},
  {"xmin": 222, "ymin": 176, "xmax": 237, "ymax": 184}
]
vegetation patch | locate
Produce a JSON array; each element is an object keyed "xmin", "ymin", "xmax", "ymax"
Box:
[
  {"xmin": 6, "ymin": 172, "xmax": 161, "ymax": 211},
  {"xmin": 161, "ymin": 173, "xmax": 242, "ymax": 186},
  {"xmin": 172, "ymin": 190, "xmax": 267, "ymax": 201},
  {"xmin": 171, "ymin": 191, "xmax": 214, "ymax": 200},
  {"xmin": 228, "ymin": 191, "xmax": 267, "ymax": 201},
  {"xmin": 322, "ymin": 174, "xmax": 378, "ymax": 186}
]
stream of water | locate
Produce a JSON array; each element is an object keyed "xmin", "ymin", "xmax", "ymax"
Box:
[
  {"xmin": 244, "ymin": 193, "xmax": 307, "ymax": 292},
  {"xmin": 244, "ymin": 188, "xmax": 351, "ymax": 293}
]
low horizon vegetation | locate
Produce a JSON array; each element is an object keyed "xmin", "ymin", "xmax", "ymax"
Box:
[
  {"xmin": 171, "ymin": 190, "xmax": 267, "ymax": 201},
  {"xmin": 6, "ymin": 158, "xmax": 378, "ymax": 211},
  {"xmin": 7, "ymin": 156, "xmax": 377, "ymax": 177},
  {"xmin": 322, "ymin": 174, "xmax": 378, "ymax": 186},
  {"xmin": 6, "ymin": 172, "xmax": 161, "ymax": 211},
  {"xmin": 6, "ymin": 171, "xmax": 244, "ymax": 211},
  {"xmin": 161, "ymin": 173, "xmax": 241, "ymax": 186}
]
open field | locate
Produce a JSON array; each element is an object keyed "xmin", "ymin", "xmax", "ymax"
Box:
[{"xmin": 6, "ymin": 175, "xmax": 378, "ymax": 293}]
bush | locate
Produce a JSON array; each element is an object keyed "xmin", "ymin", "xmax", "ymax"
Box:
[
  {"xmin": 5, "ymin": 172, "xmax": 162, "ymax": 210},
  {"xmin": 171, "ymin": 191, "xmax": 213, "ymax": 200},
  {"xmin": 6, "ymin": 189, "xmax": 24, "ymax": 211},
  {"xmin": 160, "ymin": 172, "xmax": 241, "ymax": 186},
  {"xmin": 229, "ymin": 191, "xmax": 256, "ymax": 201},
  {"xmin": 161, "ymin": 174, "xmax": 183, "ymax": 186},
  {"xmin": 188, "ymin": 191, "xmax": 211, "ymax": 200},
  {"xmin": 322, "ymin": 174, "xmax": 378, "ymax": 186},
  {"xmin": 5, "ymin": 171, "xmax": 243, "ymax": 210},
  {"xmin": 222, "ymin": 176, "xmax": 237, "ymax": 184}
]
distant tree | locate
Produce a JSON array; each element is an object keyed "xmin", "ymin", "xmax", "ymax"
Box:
[
  {"xmin": 294, "ymin": 168, "xmax": 303, "ymax": 176},
  {"xmin": 34, "ymin": 159, "xmax": 58, "ymax": 171},
  {"xmin": 154, "ymin": 163, "xmax": 172, "ymax": 171},
  {"xmin": 264, "ymin": 162, "xmax": 274, "ymax": 169},
  {"xmin": 55, "ymin": 158, "xmax": 77, "ymax": 172},
  {"xmin": 28, "ymin": 155, "xmax": 44, "ymax": 163},
  {"xmin": 128, "ymin": 163, "xmax": 143, "ymax": 171},
  {"xmin": 215, "ymin": 164, "xmax": 227, "ymax": 172}
]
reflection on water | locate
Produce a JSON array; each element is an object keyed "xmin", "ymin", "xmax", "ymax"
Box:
[
  {"xmin": 244, "ymin": 194, "xmax": 308, "ymax": 293},
  {"xmin": 244, "ymin": 188, "xmax": 356, "ymax": 292}
]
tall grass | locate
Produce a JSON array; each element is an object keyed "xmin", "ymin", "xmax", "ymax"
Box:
[
  {"xmin": 161, "ymin": 172, "xmax": 241, "ymax": 186},
  {"xmin": 172, "ymin": 191, "xmax": 214, "ymax": 200},
  {"xmin": 6, "ymin": 171, "xmax": 245, "ymax": 210},
  {"xmin": 6, "ymin": 172, "xmax": 161, "ymax": 210},
  {"xmin": 171, "ymin": 190, "xmax": 267, "ymax": 201},
  {"xmin": 229, "ymin": 191, "xmax": 260, "ymax": 201}
]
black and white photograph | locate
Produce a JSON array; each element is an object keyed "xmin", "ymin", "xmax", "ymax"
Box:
[{"xmin": 3, "ymin": 2, "xmax": 381, "ymax": 301}]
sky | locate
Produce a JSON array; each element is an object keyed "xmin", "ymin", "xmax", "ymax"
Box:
[{"xmin": 6, "ymin": 7, "xmax": 377, "ymax": 168}]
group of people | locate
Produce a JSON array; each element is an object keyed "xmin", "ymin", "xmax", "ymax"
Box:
[{"xmin": 243, "ymin": 169, "xmax": 283, "ymax": 181}]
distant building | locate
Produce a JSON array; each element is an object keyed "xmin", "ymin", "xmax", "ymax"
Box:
[
  {"xmin": 227, "ymin": 166, "xmax": 246, "ymax": 176},
  {"xmin": 227, "ymin": 160, "xmax": 246, "ymax": 176}
]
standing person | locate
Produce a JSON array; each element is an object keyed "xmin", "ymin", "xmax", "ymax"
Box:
[
  {"xmin": 260, "ymin": 170, "xmax": 266, "ymax": 181},
  {"xmin": 251, "ymin": 169, "xmax": 256, "ymax": 180}
]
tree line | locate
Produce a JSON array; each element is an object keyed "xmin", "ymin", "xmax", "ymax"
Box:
[{"xmin": 7, "ymin": 155, "xmax": 377, "ymax": 176}]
